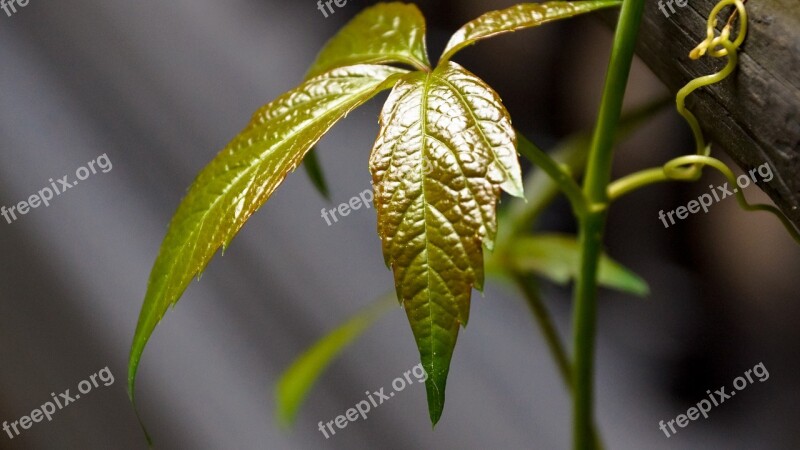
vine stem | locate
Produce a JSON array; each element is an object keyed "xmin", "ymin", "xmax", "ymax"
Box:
[{"xmin": 572, "ymin": 0, "xmax": 645, "ymax": 448}]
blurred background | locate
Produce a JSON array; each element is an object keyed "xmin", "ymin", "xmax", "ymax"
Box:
[{"xmin": 1, "ymin": 0, "xmax": 799, "ymax": 449}]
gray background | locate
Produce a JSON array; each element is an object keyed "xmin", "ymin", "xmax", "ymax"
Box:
[{"xmin": 1, "ymin": 0, "xmax": 799, "ymax": 449}]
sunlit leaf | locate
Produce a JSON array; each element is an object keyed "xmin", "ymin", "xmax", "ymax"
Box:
[
  {"xmin": 275, "ymin": 294, "xmax": 395, "ymax": 427},
  {"xmin": 301, "ymin": 3, "xmax": 431, "ymax": 203},
  {"xmin": 440, "ymin": 0, "xmax": 622, "ymax": 63},
  {"xmin": 370, "ymin": 61, "xmax": 523, "ymax": 424},
  {"xmin": 129, "ymin": 65, "xmax": 408, "ymax": 408},
  {"xmin": 505, "ymin": 234, "xmax": 649, "ymax": 296},
  {"xmin": 307, "ymin": 2, "xmax": 430, "ymax": 78}
]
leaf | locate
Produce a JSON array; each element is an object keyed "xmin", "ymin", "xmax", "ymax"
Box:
[
  {"xmin": 302, "ymin": 146, "xmax": 330, "ymax": 200},
  {"xmin": 306, "ymin": 2, "xmax": 430, "ymax": 79},
  {"xmin": 369, "ymin": 61, "xmax": 523, "ymax": 424},
  {"xmin": 128, "ymin": 65, "xmax": 408, "ymax": 407},
  {"xmin": 301, "ymin": 3, "xmax": 431, "ymax": 203},
  {"xmin": 440, "ymin": 0, "xmax": 622, "ymax": 63},
  {"xmin": 505, "ymin": 234, "xmax": 649, "ymax": 296},
  {"xmin": 275, "ymin": 294, "xmax": 395, "ymax": 427}
]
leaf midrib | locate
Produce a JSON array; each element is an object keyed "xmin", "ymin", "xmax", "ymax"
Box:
[
  {"xmin": 417, "ymin": 69, "xmax": 450, "ymax": 406},
  {"xmin": 312, "ymin": 55, "xmax": 426, "ymax": 79}
]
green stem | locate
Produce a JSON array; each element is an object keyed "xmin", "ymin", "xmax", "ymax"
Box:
[
  {"xmin": 513, "ymin": 275, "xmax": 572, "ymax": 385},
  {"xmin": 572, "ymin": 0, "xmax": 645, "ymax": 448},
  {"xmin": 572, "ymin": 213, "xmax": 606, "ymax": 450},
  {"xmin": 516, "ymin": 132, "xmax": 588, "ymax": 218},
  {"xmin": 607, "ymin": 167, "xmax": 670, "ymax": 200}
]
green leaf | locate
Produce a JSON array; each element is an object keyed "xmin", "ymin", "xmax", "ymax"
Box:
[
  {"xmin": 301, "ymin": 3, "xmax": 432, "ymax": 200},
  {"xmin": 369, "ymin": 61, "xmax": 523, "ymax": 424},
  {"xmin": 504, "ymin": 234, "xmax": 649, "ymax": 296},
  {"xmin": 276, "ymin": 294, "xmax": 395, "ymax": 427},
  {"xmin": 128, "ymin": 65, "xmax": 408, "ymax": 410},
  {"xmin": 306, "ymin": 2, "xmax": 430, "ymax": 79},
  {"xmin": 440, "ymin": 0, "xmax": 622, "ymax": 63},
  {"xmin": 302, "ymin": 146, "xmax": 330, "ymax": 200}
]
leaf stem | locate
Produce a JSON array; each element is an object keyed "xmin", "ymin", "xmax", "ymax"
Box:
[
  {"xmin": 516, "ymin": 132, "xmax": 588, "ymax": 218},
  {"xmin": 406, "ymin": 57, "xmax": 432, "ymax": 73},
  {"xmin": 513, "ymin": 275, "xmax": 572, "ymax": 384},
  {"xmin": 572, "ymin": 0, "xmax": 645, "ymax": 448},
  {"xmin": 607, "ymin": 167, "xmax": 671, "ymax": 200}
]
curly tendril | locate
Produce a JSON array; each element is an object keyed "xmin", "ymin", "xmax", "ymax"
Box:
[{"xmin": 606, "ymin": 0, "xmax": 800, "ymax": 242}]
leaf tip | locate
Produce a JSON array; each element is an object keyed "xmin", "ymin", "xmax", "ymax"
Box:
[
  {"xmin": 425, "ymin": 380, "xmax": 445, "ymax": 426},
  {"xmin": 421, "ymin": 361, "xmax": 450, "ymax": 427},
  {"xmin": 303, "ymin": 147, "xmax": 332, "ymax": 200},
  {"xmin": 628, "ymin": 276, "xmax": 651, "ymax": 297},
  {"xmin": 504, "ymin": 179, "xmax": 526, "ymax": 199}
]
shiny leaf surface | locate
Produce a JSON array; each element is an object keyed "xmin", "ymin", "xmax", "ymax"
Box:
[
  {"xmin": 307, "ymin": 2, "xmax": 430, "ymax": 78},
  {"xmin": 369, "ymin": 61, "xmax": 523, "ymax": 424},
  {"xmin": 129, "ymin": 65, "xmax": 408, "ymax": 402},
  {"xmin": 506, "ymin": 234, "xmax": 649, "ymax": 296},
  {"xmin": 440, "ymin": 0, "xmax": 622, "ymax": 63}
]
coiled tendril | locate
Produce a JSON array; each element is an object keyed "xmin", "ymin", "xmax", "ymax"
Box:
[{"xmin": 607, "ymin": 0, "xmax": 800, "ymax": 242}]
